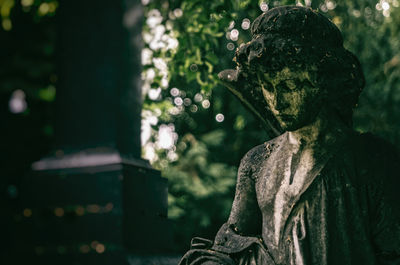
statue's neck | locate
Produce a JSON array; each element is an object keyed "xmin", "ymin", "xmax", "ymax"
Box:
[{"xmin": 288, "ymin": 108, "xmax": 351, "ymax": 150}]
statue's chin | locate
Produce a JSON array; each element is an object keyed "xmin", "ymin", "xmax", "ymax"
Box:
[
  {"xmin": 280, "ymin": 124, "xmax": 301, "ymax": 132},
  {"xmin": 277, "ymin": 116, "xmax": 311, "ymax": 132},
  {"xmin": 275, "ymin": 116, "xmax": 298, "ymax": 132}
]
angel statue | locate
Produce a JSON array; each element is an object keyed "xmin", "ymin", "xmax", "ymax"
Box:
[{"xmin": 179, "ymin": 5, "xmax": 400, "ymax": 265}]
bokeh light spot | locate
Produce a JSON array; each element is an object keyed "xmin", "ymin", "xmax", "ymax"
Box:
[
  {"xmin": 383, "ymin": 9, "xmax": 390, "ymax": 17},
  {"xmin": 23, "ymin": 208, "xmax": 32, "ymax": 217},
  {"xmin": 228, "ymin": 21, "xmax": 235, "ymax": 30},
  {"xmin": 352, "ymin": 10, "xmax": 361, "ymax": 18},
  {"xmin": 170, "ymin": 87, "xmax": 180, "ymax": 96},
  {"xmin": 87, "ymin": 204, "xmax": 100, "ymax": 213},
  {"xmin": 190, "ymin": 64, "xmax": 198, "ymax": 72},
  {"xmin": 91, "ymin": 241, "xmax": 99, "ymax": 249},
  {"xmin": 104, "ymin": 203, "xmax": 114, "ymax": 212},
  {"xmin": 230, "ymin": 29, "xmax": 239, "ymax": 41},
  {"xmin": 148, "ymin": 88, "xmax": 161, "ymax": 100},
  {"xmin": 190, "ymin": 105, "xmax": 198, "ymax": 113},
  {"xmin": 194, "ymin": 93, "xmax": 203, "ymax": 102},
  {"xmin": 173, "ymin": 8, "xmax": 183, "ymax": 18},
  {"xmin": 216, "ymin": 113, "xmax": 225, "ymax": 122},
  {"xmin": 183, "ymin": 98, "xmax": 192, "ymax": 106},
  {"xmin": 7, "ymin": 185, "xmax": 18, "ymax": 199},
  {"xmin": 382, "ymin": 2, "xmax": 390, "ymax": 10},
  {"xmin": 260, "ymin": 2, "xmax": 269, "ymax": 12},
  {"xmin": 326, "ymin": 0, "xmax": 336, "ymax": 10},
  {"xmin": 75, "ymin": 206, "xmax": 85, "ymax": 216},
  {"xmin": 157, "ymin": 124, "xmax": 177, "ymax": 149},
  {"xmin": 241, "ymin": 18, "xmax": 250, "ymax": 30},
  {"xmin": 79, "ymin": 244, "xmax": 90, "ymax": 254},
  {"xmin": 95, "ymin": 243, "xmax": 106, "ymax": 254},
  {"xmin": 54, "ymin": 208, "xmax": 64, "ymax": 217},
  {"xmin": 21, "ymin": 0, "xmax": 34, "ymax": 7},
  {"xmin": 2, "ymin": 19, "xmax": 11, "ymax": 31},
  {"xmin": 38, "ymin": 3, "xmax": 50, "ymax": 15},
  {"xmin": 174, "ymin": 97, "xmax": 183, "ymax": 106},
  {"xmin": 227, "ymin": 42, "xmax": 235, "ymax": 51},
  {"xmin": 201, "ymin": 99, "xmax": 210, "ymax": 109},
  {"xmin": 9, "ymin": 89, "xmax": 27, "ymax": 114}
]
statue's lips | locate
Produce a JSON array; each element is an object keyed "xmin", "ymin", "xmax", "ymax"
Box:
[{"xmin": 275, "ymin": 113, "xmax": 297, "ymax": 121}]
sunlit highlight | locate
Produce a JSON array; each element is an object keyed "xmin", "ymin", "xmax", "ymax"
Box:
[
  {"xmin": 9, "ymin": 89, "xmax": 27, "ymax": 114},
  {"xmin": 260, "ymin": 2, "xmax": 269, "ymax": 12},
  {"xmin": 241, "ymin": 18, "xmax": 250, "ymax": 30},
  {"xmin": 216, "ymin": 113, "xmax": 225, "ymax": 122}
]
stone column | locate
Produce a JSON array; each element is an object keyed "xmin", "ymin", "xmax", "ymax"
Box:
[
  {"xmin": 54, "ymin": 0, "xmax": 142, "ymax": 157},
  {"xmin": 11, "ymin": 1, "xmax": 172, "ymax": 264}
]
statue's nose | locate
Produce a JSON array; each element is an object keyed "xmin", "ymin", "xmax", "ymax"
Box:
[{"xmin": 275, "ymin": 93, "xmax": 290, "ymax": 111}]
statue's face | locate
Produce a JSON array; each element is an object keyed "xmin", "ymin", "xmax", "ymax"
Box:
[{"xmin": 259, "ymin": 67, "xmax": 323, "ymax": 131}]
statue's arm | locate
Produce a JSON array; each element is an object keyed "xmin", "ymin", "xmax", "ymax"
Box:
[
  {"xmin": 179, "ymin": 145, "xmax": 271, "ymax": 265},
  {"xmin": 225, "ymin": 148, "xmax": 262, "ymax": 235}
]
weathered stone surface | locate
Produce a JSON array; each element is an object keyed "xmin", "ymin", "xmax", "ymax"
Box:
[{"xmin": 180, "ymin": 5, "xmax": 400, "ymax": 265}]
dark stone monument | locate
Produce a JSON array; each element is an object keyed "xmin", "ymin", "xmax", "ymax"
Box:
[
  {"xmin": 9, "ymin": 0, "xmax": 174, "ymax": 264},
  {"xmin": 179, "ymin": 6, "xmax": 400, "ymax": 265}
]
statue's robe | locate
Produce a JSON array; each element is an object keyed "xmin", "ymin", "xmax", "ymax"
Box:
[{"xmin": 179, "ymin": 132, "xmax": 400, "ymax": 265}]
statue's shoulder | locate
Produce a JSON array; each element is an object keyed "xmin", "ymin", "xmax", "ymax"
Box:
[
  {"xmin": 239, "ymin": 136, "xmax": 280, "ymax": 174},
  {"xmin": 353, "ymin": 132, "xmax": 399, "ymax": 163},
  {"xmin": 350, "ymin": 132, "xmax": 400, "ymax": 189}
]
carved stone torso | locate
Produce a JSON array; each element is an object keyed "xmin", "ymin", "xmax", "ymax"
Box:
[
  {"xmin": 237, "ymin": 132, "xmax": 399, "ymax": 265},
  {"xmin": 179, "ymin": 132, "xmax": 400, "ymax": 265},
  {"xmin": 254, "ymin": 132, "xmax": 327, "ymax": 263}
]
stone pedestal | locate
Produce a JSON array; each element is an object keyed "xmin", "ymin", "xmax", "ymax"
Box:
[{"xmin": 11, "ymin": 150, "xmax": 172, "ymax": 264}]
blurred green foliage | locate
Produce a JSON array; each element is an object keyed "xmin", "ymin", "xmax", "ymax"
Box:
[
  {"xmin": 0, "ymin": 0, "xmax": 57, "ymax": 205},
  {"xmin": 1, "ymin": 0, "xmax": 400, "ymax": 253},
  {"xmin": 142, "ymin": 0, "xmax": 400, "ymax": 251}
]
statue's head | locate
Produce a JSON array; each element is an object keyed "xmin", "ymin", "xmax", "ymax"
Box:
[{"xmin": 219, "ymin": 6, "xmax": 365, "ymax": 135}]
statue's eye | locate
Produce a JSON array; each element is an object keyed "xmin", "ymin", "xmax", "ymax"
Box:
[
  {"xmin": 275, "ymin": 80, "xmax": 296, "ymax": 92},
  {"xmin": 285, "ymin": 80, "xmax": 296, "ymax": 90},
  {"xmin": 279, "ymin": 79, "xmax": 316, "ymax": 92}
]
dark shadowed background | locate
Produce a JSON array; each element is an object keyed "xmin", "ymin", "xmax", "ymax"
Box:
[{"xmin": 1, "ymin": 0, "xmax": 399, "ymax": 261}]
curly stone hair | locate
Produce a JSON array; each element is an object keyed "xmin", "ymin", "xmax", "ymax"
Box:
[{"xmin": 219, "ymin": 6, "xmax": 365, "ymax": 136}]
